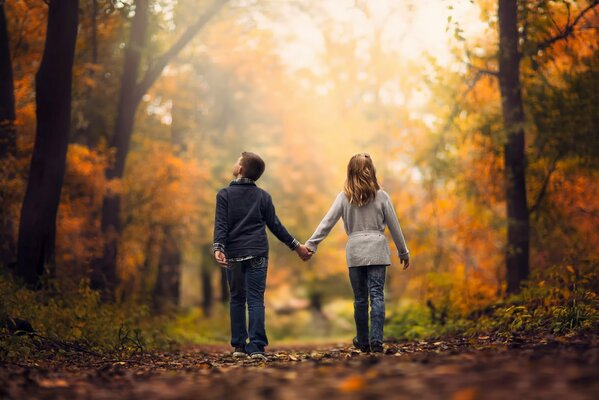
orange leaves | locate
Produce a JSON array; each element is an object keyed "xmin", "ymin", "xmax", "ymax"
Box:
[
  {"xmin": 451, "ymin": 387, "xmax": 479, "ymax": 400},
  {"xmin": 112, "ymin": 138, "xmax": 213, "ymax": 285},
  {"xmin": 338, "ymin": 374, "xmax": 366, "ymax": 393},
  {"xmin": 55, "ymin": 145, "xmax": 110, "ymax": 280}
]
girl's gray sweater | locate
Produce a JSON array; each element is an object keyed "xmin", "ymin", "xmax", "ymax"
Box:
[{"xmin": 305, "ymin": 190, "xmax": 409, "ymax": 267}]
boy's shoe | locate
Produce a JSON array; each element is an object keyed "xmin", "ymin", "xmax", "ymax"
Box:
[
  {"xmin": 371, "ymin": 342, "xmax": 384, "ymax": 353},
  {"xmin": 352, "ymin": 336, "xmax": 370, "ymax": 353},
  {"xmin": 250, "ymin": 351, "xmax": 268, "ymax": 360},
  {"xmin": 232, "ymin": 346, "xmax": 247, "ymax": 358}
]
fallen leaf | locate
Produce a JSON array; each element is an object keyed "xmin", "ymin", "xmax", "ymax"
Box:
[
  {"xmin": 432, "ymin": 365, "xmax": 461, "ymax": 375},
  {"xmin": 451, "ymin": 387, "xmax": 478, "ymax": 400},
  {"xmin": 338, "ymin": 375, "xmax": 366, "ymax": 393},
  {"xmin": 38, "ymin": 379, "xmax": 69, "ymax": 388}
]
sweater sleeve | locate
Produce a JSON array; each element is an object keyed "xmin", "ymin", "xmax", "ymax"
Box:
[
  {"xmin": 213, "ymin": 189, "xmax": 228, "ymax": 254},
  {"xmin": 264, "ymin": 194, "xmax": 300, "ymax": 250},
  {"xmin": 382, "ymin": 192, "xmax": 409, "ymax": 260},
  {"xmin": 305, "ymin": 193, "xmax": 344, "ymax": 253}
]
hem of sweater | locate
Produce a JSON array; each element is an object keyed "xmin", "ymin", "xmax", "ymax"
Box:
[
  {"xmin": 348, "ymin": 263, "xmax": 391, "ymax": 268},
  {"xmin": 225, "ymin": 247, "xmax": 269, "ymax": 259}
]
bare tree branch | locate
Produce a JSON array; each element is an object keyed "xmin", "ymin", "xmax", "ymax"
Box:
[
  {"xmin": 529, "ymin": 151, "xmax": 562, "ymax": 215},
  {"xmin": 535, "ymin": 1, "xmax": 599, "ymax": 54},
  {"xmin": 134, "ymin": 0, "xmax": 229, "ymax": 100},
  {"xmin": 465, "ymin": 62, "xmax": 499, "ymax": 77}
]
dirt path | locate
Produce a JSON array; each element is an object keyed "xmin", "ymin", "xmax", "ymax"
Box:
[{"xmin": 1, "ymin": 333, "xmax": 598, "ymax": 399}]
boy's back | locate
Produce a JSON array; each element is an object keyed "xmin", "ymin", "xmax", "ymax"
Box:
[{"xmin": 213, "ymin": 179, "xmax": 299, "ymax": 259}]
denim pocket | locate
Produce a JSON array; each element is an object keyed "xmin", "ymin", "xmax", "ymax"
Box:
[{"xmin": 249, "ymin": 256, "xmax": 266, "ymax": 268}]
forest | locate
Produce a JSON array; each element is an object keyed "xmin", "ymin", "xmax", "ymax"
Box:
[{"xmin": 0, "ymin": 0, "xmax": 598, "ymax": 399}]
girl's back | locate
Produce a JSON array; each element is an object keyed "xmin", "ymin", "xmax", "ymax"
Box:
[
  {"xmin": 306, "ymin": 189, "xmax": 408, "ymax": 267},
  {"xmin": 341, "ymin": 189, "xmax": 388, "ymax": 235}
]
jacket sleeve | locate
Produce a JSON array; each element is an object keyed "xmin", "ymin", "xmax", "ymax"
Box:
[
  {"xmin": 305, "ymin": 192, "xmax": 344, "ymax": 253},
  {"xmin": 382, "ymin": 191, "xmax": 409, "ymax": 260},
  {"xmin": 213, "ymin": 189, "xmax": 228, "ymax": 254},
  {"xmin": 264, "ymin": 194, "xmax": 300, "ymax": 250}
]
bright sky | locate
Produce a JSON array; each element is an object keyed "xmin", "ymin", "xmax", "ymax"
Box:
[
  {"xmin": 254, "ymin": 0, "xmax": 487, "ymax": 72},
  {"xmin": 246, "ymin": 0, "xmax": 488, "ymax": 182}
]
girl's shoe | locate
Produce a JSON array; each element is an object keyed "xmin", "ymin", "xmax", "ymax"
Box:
[
  {"xmin": 370, "ymin": 342, "xmax": 384, "ymax": 353},
  {"xmin": 352, "ymin": 336, "xmax": 370, "ymax": 352}
]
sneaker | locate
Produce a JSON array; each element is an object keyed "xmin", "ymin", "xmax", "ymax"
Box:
[
  {"xmin": 371, "ymin": 342, "xmax": 384, "ymax": 353},
  {"xmin": 232, "ymin": 346, "xmax": 247, "ymax": 358},
  {"xmin": 352, "ymin": 336, "xmax": 370, "ymax": 353},
  {"xmin": 250, "ymin": 351, "xmax": 268, "ymax": 360}
]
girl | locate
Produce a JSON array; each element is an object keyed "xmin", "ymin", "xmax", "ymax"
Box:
[{"xmin": 305, "ymin": 153, "xmax": 410, "ymax": 353}]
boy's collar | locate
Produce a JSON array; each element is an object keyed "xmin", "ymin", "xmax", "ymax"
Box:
[{"xmin": 230, "ymin": 177, "xmax": 256, "ymax": 186}]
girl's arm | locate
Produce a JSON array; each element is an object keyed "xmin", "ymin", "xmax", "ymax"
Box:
[
  {"xmin": 382, "ymin": 192, "xmax": 409, "ymax": 261},
  {"xmin": 305, "ymin": 192, "xmax": 344, "ymax": 253}
]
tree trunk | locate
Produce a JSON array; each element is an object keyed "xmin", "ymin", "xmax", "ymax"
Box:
[
  {"xmin": 0, "ymin": 2, "xmax": 17, "ymax": 267},
  {"xmin": 91, "ymin": 0, "xmax": 98, "ymax": 64},
  {"xmin": 15, "ymin": 0, "xmax": 79, "ymax": 287},
  {"xmin": 153, "ymin": 226, "xmax": 181, "ymax": 311},
  {"xmin": 498, "ymin": 0, "xmax": 530, "ymax": 294},
  {"xmin": 220, "ymin": 268, "xmax": 229, "ymax": 303},
  {"xmin": 90, "ymin": 0, "xmax": 149, "ymax": 297},
  {"xmin": 0, "ymin": 1, "xmax": 15, "ymax": 157},
  {"xmin": 153, "ymin": 101, "xmax": 185, "ymax": 309},
  {"xmin": 200, "ymin": 244, "xmax": 214, "ymax": 316},
  {"xmin": 91, "ymin": 0, "xmax": 226, "ymax": 299}
]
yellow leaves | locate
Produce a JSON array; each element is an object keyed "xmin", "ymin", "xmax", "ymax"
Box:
[
  {"xmin": 337, "ymin": 374, "xmax": 366, "ymax": 393},
  {"xmin": 109, "ymin": 140, "xmax": 215, "ymax": 283},
  {"xmin": 118, "ymin": 240, "xmax": 147, "ymax": 283}
]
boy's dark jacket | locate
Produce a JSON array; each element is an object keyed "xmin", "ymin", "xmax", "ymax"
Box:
[{"xmin": 213, "ymin": 180, "xmax": 298, "ymax": 258}]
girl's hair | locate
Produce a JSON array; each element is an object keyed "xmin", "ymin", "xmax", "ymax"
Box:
[{"xmin": 344, "ymin": 153, "xmax": 380, "ymax": 207}]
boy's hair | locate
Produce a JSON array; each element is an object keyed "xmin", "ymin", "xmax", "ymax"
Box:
[
  {"xmin": 240, "ymin": 151, "xmax": 265, "ymax": 181},
  {"xmin": 344, "ymin": 153, "xmax": 380, "ymax": 207}
]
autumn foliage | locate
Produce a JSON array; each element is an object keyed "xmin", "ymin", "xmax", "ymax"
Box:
[{"xmin": 0, "ymin": 0, "xmax": 597, "ymax": 352}]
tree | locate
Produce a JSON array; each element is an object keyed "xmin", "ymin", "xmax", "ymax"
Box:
[
  {"xmin": 16, "ymin": 0, "xmax": 79, "ymax": 287},
  {"xmin": 497, "ymin": 0, "xmax": 530, "ymax": 294},
  {"xmin": 0, "ymin": 0, "xmax": 16, "ymax": 267},
  {"xmin": 496, "ymin": 0, "xmax": 597, "ymax": 293},
  {"xmin": 152, "ymin": 101, "xmax": 185, "ymax": 310},
  {"xmin": 153, "ymin": 226, "xmax": 182, "ymax": 311},
  {"xmin": 91, "ymin": 0, "xmax": 98, "ymax": 64},
  {"xmin": 0, "ymin": 1, "xmax": 15, "ymax": 160},
  {"xmin": 91, "ymin": 0, "xmax": 228, "ymax": 298}
]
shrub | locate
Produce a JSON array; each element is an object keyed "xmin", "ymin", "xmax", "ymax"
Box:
[{"xmin": 0, "ymin": 272, "xmax": 174, "ymax": 361}]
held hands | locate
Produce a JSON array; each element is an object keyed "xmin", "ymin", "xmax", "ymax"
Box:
[
  {"xmin": 215, "ymin": 247, "xmax": 312, "ymax": 265},
  {"xmin": 295, "ymin": 244, "xmax": 313, "ymax": 261}
]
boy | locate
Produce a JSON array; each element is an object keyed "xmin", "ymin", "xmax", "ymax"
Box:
[{"xmin": 213, "ymin": 151, "xmax": 312, "ymax": 359}]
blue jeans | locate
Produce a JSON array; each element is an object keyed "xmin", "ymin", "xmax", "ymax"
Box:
[
  {"xmin": 348, "ymin": 265, "xmax": 387, "ymax": 346},
  {"xmin": 226, "ymin": 256, "xmax": 268, "ymax": 354}
]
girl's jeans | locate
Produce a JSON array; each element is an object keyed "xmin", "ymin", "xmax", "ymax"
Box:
[
  {"xmin": 226, "ymin": 256, "xmax": 268, "ymax": 354},
  {"xmin": 348, "ymin": 265, "xmax": 387, "ymax": 346}
]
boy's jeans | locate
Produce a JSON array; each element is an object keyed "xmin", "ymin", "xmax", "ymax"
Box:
[
  {"xmin": 226, "ymin": 256, "xmax": 268, "ymax": 354},
  {"xmin": 348, "ymin": 265, "xmax": 387, "ymax": 346}
]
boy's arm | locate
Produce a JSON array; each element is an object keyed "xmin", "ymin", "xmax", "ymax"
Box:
[
  {"xmin": 305, "ymin": 193, "xmax": 344, "ymax": 253},
  {"xmin": 213, "ymin": 190, "xmax": 228, "ymax": 256},
  {"xmin": 382, "ymin": 192, "xmax": 409, "ymax": 261},
  {"xmin": 264, "ymin": 194, "xmax": 300, "ymax": 251}
]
